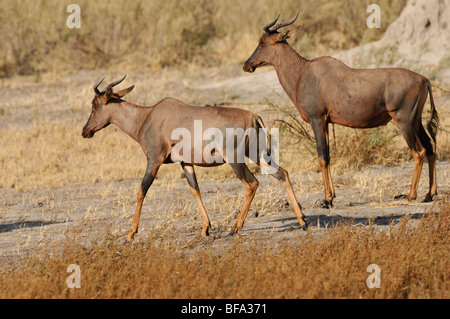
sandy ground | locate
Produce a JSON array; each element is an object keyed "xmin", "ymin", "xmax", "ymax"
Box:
[{"xmin": 1, "ymin": 65, "xmax": 449, "ymax": 266}]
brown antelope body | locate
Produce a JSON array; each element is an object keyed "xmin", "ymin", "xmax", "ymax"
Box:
[
  {"xmin": 244, "ymin": 13, "xmax": 439, "ymax": 207},
  {"xmin": 82, "ymin": 76, "xmax": 308, "ymax": 241}
]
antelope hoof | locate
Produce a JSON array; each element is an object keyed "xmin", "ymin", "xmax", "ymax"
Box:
[
  {"xmin": 301, "ymin": 220, "xmax": 309, "ymax": 231},
  {"xmin": 315, "ymin": 199, "xmax": 332, "ymax": 209},
  {"xmin": 202, "ymin": 228, "xmax": 210, "ymax": 237},
  {"xmin": 126, "ymin": 230, "xmax": 137, "ymax": 242},
  {"xmin": 423, "ymin": 193, "xmax": 437, "ymax": 203}
]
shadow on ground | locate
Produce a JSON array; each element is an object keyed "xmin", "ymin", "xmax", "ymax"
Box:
[{"xmin": 0, "ymin": 221, "xmax": 61, "ymax": 233}]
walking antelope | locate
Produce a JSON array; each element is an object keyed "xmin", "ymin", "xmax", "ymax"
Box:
[{"xmin": 82, "ymin": 76, "xmax": 308, "ymax": 240}]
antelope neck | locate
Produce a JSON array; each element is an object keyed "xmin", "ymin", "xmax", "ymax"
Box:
[
  {"xmin": 109, "ymin": 101, "xmax": 150, "ymax": 142},
  {"xmin": 272, "ymin": 44, "xmax": 309, "ymax": 105}
]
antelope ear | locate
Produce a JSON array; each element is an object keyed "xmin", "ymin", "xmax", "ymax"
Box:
[
  {"xmin": 112, "ymin": 85, "xmax": 135, "ymax": 99},
  {"xmin": 277, "ymin": 25, "xmax": 301, "ymax": 42},
  {"xmin": 104, "ymin": 87, "xmax": 113, "ymax": 103}
]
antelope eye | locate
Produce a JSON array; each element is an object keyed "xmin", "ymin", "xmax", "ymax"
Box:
[{"xmin": 92, "ymin": 99, "xmax": 100, "ymax": 110}]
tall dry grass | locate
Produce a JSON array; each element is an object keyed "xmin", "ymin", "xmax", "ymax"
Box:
[
  {"xmin": 0, "ymin": 119, "xmax": 145, "ymax": 191},
  {"xmin": 0, "ymin": 0, "xmax": 407, "ymax": 77},
  {"xmin": 1, "ymin": 196, "xmax": 448, "ymax": 299}
]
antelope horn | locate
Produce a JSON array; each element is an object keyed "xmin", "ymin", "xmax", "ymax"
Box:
[
  {"xmin": 93, "ymin": 77, "xmax": 105, "ymax": 95},
  {"xmin": 263, "ymin": 13, "xmax": 280, "ymax": 33},
  {"xmin": 104, "ymin": 75, "xmax": 127, "ymax": 92},
  {"xmin": 270, "ymin": 12, "xmax": 299, "ymax": 33}
]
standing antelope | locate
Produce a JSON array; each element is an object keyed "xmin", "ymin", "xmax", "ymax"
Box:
[
  {"xmin": 82, "ymin": 76, "xmax": 308, "ymax": 241},
  {"xmin": 243, "ymin": 13, "xmax": 439, "ymax": 208}
]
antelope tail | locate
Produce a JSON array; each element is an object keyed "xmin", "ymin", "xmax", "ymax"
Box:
[
  {"xmin": 255, "ymin": 115, "xmax": 272, "ymax": 157},
  {"xmin": 426, "ymin": 82, "xmax": 439, "ymax": 144},
  {"xmin": 254, "ymin": 115, "xmax": 280, "ymax": 174}
]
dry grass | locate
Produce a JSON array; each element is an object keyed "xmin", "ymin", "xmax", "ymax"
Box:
[
  {"xmin": 0, "ymin": 0, "xmax": 406, "ymax": 77},
  {"xmin": 1, "ymin": 196, "xmax": 448, "ymax": 299},
  {"xmin": 0, "ymin": 119, "xmax": 145, "ymax": 191},
  {"xmin": 1, "ymin": 0, "xmax": 449, "ymax": 301}
]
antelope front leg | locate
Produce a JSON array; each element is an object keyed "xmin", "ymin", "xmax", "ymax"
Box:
[
  {"xmin": 127, "ymin": 159, "xmax": 160, "ymax": 241},
  {"xmin": 127, "ymin": 186, "xmax": 146, "ymax": 241},
  {"xmin": 311, "ymin": 120, "xmax": 334, "ymax": 208}
]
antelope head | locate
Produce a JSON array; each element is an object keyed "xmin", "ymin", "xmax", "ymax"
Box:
[
  {"xmin": 82, "ymin": 75, "xmax": 134, "ymax": 138},
  {"xmin": 243, "ymin": 12, "xmax": 301, "ymax": 73}
]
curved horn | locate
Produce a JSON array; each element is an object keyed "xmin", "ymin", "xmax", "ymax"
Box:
[
  {"xmin": 271, "ymin": 12, "xmax": 299, "ymax": 33},
  {"xmin": 93, "ymin": 77, "xmax": 105, "ymax": 95},
  {"xmin": 263, "ymin": 13, "xmax": 280, "ymax": 33},
  {"xmin": 104, "ymin": 75, "xmax": 127, "ymax": 92}
]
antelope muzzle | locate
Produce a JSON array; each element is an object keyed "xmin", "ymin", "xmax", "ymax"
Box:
[
  {"xmin": 82, "ymin": 115, "xmax": 95, "ymax": 138},
  {"xmin": 243, "ymin": 63, "xmax": 256, "ymax": 73},
  {"xmin": 243, "ymin": 47, "xmax": 261, "ymax": 73}
]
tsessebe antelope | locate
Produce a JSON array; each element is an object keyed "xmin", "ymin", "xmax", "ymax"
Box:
[{"xmin": 82, "ymin": 76, "xmax": 308, "ymax": 240}]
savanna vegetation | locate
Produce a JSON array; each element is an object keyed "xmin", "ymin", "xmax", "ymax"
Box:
[
  {"xmin": 1, "ymin": 198, "xmax": 448, "ymax": 299},
  {"xmin": 0, "ymin": 0, "xmax": 407, "ymax": 76},
  {"xmin": 1, "ymin": 0, "xmax": 449, "ymax": 300}
]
